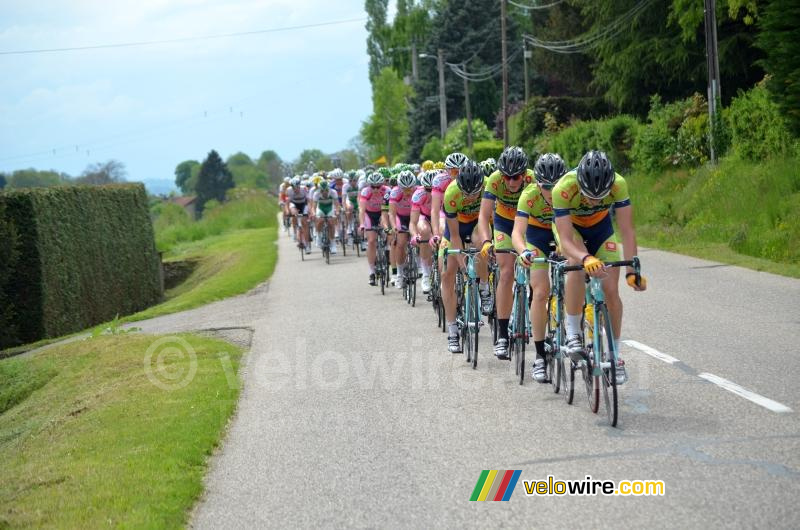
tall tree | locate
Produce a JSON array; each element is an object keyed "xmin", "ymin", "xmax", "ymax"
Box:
[
  {"xmin": 757, "ymin": 0, "xmax": 800, "ymax": 135},
  {"xmin": 6, "ymin": 169, "xmax": 68, "ymax": 188},
  {"xmin": 174, "ymin": 160, "xmax": 200, "ymax": 194},
  {"xmin": 366, "ymin": 0, "xmax": 390, "ymax": 80},
  {"xmin": 195, "ymin": 150, "xmax": 234, "ymax": 215},
  {"xmin": 257, "ymin": 150, "xmax": 284, "ymax": 187},
  {"xmin": 76, "ymin": 160, "xmax": 127, "ymax": 185},
  {"xmin": 0, "ymin": 173, "xmax": 6, "ymax": 189},
  {"xmin": 580, "ymin": 0, "xmax": 764, "ymax": 114},
  {"xmin": 361, "ymin": 67, "xmax": 413, "ymax": 163}
]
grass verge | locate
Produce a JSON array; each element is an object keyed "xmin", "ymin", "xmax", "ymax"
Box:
[
  {"xmin": 0, "ymin": 333, "xmax": 241, "ymax": 528},
  {"xmin": 125, "ymin": 227, "xmax": 277, "ymax": 322},
  {"xmin": 632, "ymin": 156, "xmax": 800, "ymax": 278}
]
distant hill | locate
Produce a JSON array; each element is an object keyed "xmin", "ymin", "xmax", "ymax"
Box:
[{"xmin": 138, "ymin": 179, "xmax": 177, "ymax": 196}]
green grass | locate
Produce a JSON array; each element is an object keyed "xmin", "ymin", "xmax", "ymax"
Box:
[
  {"xmin": 631, "ymin": 155, "xmax": 800, "ymax": 278},
  {"xmin": 126, "ymin": 227, "xmax": 277, "ymax": 321},
  {"xmin": 0, "ymin": 333, "xmax": 242, "ymax": 528}
]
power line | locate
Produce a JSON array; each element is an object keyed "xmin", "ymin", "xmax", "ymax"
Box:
[
  {"xmin": 447, "ymin": 48, "xmax": 522, "ymax": 82},
  {"xmin": 508, "ymin": 0, "xmax": 566, "ymax": 10},
  {"xmin": 0, "ymin": 16, "xmax": 366, "ymax": 56},
  {"xmin": 523, "ymin": 0, "xmax": 656, "ymax": 54}
]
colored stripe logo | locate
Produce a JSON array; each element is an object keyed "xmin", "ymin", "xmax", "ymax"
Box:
[{"xmin": 470, "ymin": 470, "xmax": 522, "ymax": 501}]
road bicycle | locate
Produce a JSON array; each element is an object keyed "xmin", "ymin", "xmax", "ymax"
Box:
[
  {"xmin": 443, "ymin": 247, "xmax": 483, "ymax": 370},
  {"xmin": 337, "ymin": 210, "xmax": 348, "ymax": 257},
  {"xmin": 319, "ymin": 216, "xmax": 335, "ymax": 265},
  {"xmin": 403, "ymin": 238, "xmax": 425, "ymax": 307},
  {"xmin": 365, "ymin": 227, "xmax": 391, "ymax": 295},
  {"xmin": 487, "ymin": 251, "xmax": 499, "ymax": 346},
  {"xmin": 542, "ymin": 254, "xmax": 572, "ymax": 399},
  {"xmin": 563, "ymin": 257, "xmax": 642, "ymax": 427},
  {"xmin": 429, "ymin": 240, "xmax": 445, "ymax": 332}
]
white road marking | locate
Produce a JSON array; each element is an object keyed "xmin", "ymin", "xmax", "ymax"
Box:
[
  {"xmin": 623, "ymin": 340, "xmax": 679, "ymax": 364},
  {"xmin": 698, "ymin": 373, "xmax": 793, "ymax": 413}
]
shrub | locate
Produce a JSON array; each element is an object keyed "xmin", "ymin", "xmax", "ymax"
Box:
[
  {"xmin": 0, "ymin": 184, "xmax": 161, "ymax": 347},
  {"xmin": 473, "ymin": 140, "xmax": 505, "ymax": 162},
  {"xmin": 725, "ymin": 79, "xmax": 794, "ymax": 161},
  {"xmin": 539, "ymin": 115, "xmax": 640, "ymax": 169},
  {"xmin": 420, "ymin": 136, "xmax": 444, "ymax": 162},
  {"xmin": 515, "ymin": 96, "xmax": 612, "ymax": 147},
  {"xmin": 443, "ymin": 119, "xmax": 494, "ymax": 155},
  {"xmin": 630, "ymin": 93, "xmax": 713, "ymax": 172}
]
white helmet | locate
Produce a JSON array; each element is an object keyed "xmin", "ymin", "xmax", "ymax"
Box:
[
  {"xmin": 397, "ymin": 170, "xmax": 416, "ymax": 189},
  {"xmin": 329, "ymin": 168, "xmax": 344, "ymax": 179},
  {"xmin": 367, "ymin": 172, "xmax": 385, "ymax": 186}
]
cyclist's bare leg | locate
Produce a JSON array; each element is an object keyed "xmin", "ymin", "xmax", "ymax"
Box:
[
  {"xmin": 530, "ymin": 269, "xmax": 550, "ymax": 341},
  {"xmin": 416, "ymin": 218, "xmax": 432, "ymax": 268},
  {"xmin": 441, "ymin": 253, "xmax": 457, "ymax": 321},
  {"xmin": 496, "ymin": 253, "xmax": 515, "ymax": 319},
  {"xmin": 602, "ymin": 267, "xmax": 622, "ymax": 338}
]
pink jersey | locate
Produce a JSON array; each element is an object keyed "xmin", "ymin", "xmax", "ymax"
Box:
[
  {"xmin": 389, "ymin": 186, "xmax": 413, "ymax": 216},
  {"xmin": 411, "ymin": 186, "xmax": 432, "ymax": 217},
  {"xmin": 359, "ymin": 184, "xmax": 388, "ymax": 212},
  {"xmin": 431, "ymin": 171, "xmax": 452, "ymax": 202}
]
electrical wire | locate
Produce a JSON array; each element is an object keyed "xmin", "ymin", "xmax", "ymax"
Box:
[
  {"xmin": 0, "ymin": 16, "xmax": 366, "ymax": 56},
  {"xmin": 508, "ymin": 0, "xmax": 566, "ymax": 11},
  {"xmin": 523, "ymin": 0, "xmax": 656, "ymax": 54}
]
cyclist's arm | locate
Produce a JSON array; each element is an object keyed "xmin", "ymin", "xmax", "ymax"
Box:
[
  {"xmin": 358, "ymin": 201, "xmax": 367, "ymax": 228},
  {"xmin": 554, "ymin": 215, "xmax": 589, "ymax": 263},
  {"xmin": 430, "ymin": 193, "xmax": 442, "ymax": 238},
  {"xmin": 614, "ymin": 204, "xmax": 638, "ymax": 268},
  {"xmin": 388, "ymin": 202, "xmax": 398, "ymax": 231},
  {"xmin": 477, "ymin": 197, "xmax": 495, "ymax": 247},
  {"xmin": 409, "ymin": 209, "xmax": 420, "ymax": 239},
  {"xmin": 446, "ymin": 217, "xmax": 462, "ymax": 250},
  {"xmin": 511, "ymin": 216, "xmax": 528, "ymax": 256}
]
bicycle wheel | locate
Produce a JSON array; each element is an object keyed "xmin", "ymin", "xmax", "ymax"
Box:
[
  {"xmin": 558, "ymin": 297, "xmax": 575, "ymax": 404},
  {"xmin": 583, "ymin": 313, "xmax": 600, "ymax": 414},
  {"xmin": 470, "ymin": 284, "xmax": 479, "ymax": 369},
  {"xmin": 596, "ymin": 303, "xmax": 618, "ymax": 426},
  {"xmin": 515, "ymin": 288, "xmax": 526, "ymax": 385}
]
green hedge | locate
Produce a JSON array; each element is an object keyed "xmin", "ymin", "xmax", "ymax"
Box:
[
  {"xmin": 473, "ymin": 140, "xmax": 505, "ymax": 162},
  {"xmin": 515, "ymin": 96, "xmax": 613, "ymax": 147},
  {"xmin": 0, "ymin": 184, "xmax": 161, "ymax": 348}
]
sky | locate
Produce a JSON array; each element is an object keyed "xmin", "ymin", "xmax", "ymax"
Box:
[{"xmin": 0, "ymin": 0, "xmax": 392, "ymax": 192}]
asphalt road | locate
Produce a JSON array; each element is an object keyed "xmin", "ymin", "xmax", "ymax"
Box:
[{"xmin": 135, "ymin": 229, "xmax": 800, "ymax": 529}]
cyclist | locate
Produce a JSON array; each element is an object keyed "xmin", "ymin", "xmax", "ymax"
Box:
[
  {"xmin": 287, "ymin": 177, "xmax": 311, "ymax": 254},
  {"xmin": 511, "ymin": 153, "xmax": 567, "ymax": 382},
  {"xmin": 478, "ymin": 146, "xmax": 534, "ymax": 360},
  {"xmin": 311, "ymin": 180, "xmax": 340, "ymax": 254},
  {"xmin": 440, "ymin": 160, "xmax": 486, "ymax": 354},
  {"xmin": 552, "ymin": 150, "xmax": 647, "ymax": 385},
  {"xmin": 384, "ymin": 171, "xmax": 400, "ymax": 285},
  {"xmin": 279, "ymin": 177, "xmax": 291, "ymax": 232},
  {"xmin": 359, "ymin": 172, "xmax": 390, "ymax": 286},
  {"xmin": 480, "ymin": 158, "xmax": 497, "ymax": 178},
  {"xmin": 389, "ymin": 170, "xmax": 417, "ymax": 289},
  {"xmin": 431, "ymin": 152, "xmax": 468, "ymax": 241},
  {"xmin": 342, "ymin": 171, "xmax": 360, "ymax": 243},
  {"xmin": 410, "ymin": 170, "xmax": 435, "ymax": 293}
]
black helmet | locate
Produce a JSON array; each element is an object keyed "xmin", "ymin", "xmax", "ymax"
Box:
[
  {"xmin": 445, "ymin": 152, "xmax": 468, "ymax": 170},
  {"xmin": 577, "ymin": 150, "xmax": 615, "ymax": 199},
  {"xmin": 457, "ymin": 160, "xmax": 484, "ymax": 195},
  {"xmin": 533, "ymin": 153, "xmax": 567, "ymax": 185},
  {"xmin": 498, "ymin": 146, "xmax": 528, "ymax": 177}
]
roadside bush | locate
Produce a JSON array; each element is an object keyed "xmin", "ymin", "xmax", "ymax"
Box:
[
  {"xmin": 473, "ymin": 140, "xmax": 504, "ymax": 162},
  {"xmin": 420, "ymin": 136, "xmax": 444, "ymax": 162},
  {"xmin": 0, "ymin": 184, "xmax": 161, "ymax": 347},
  {"xmin": 537, "ymin": 115, "xmax": 639, "ymax": 169},
  {"xmin": 443, "ymin": 119, "xmax": 493, "ymax": 155},
  {"xmin": 631, "ymin": 93, "xmax": 711, "ymax": 172},
  {"xmin": 725, "ymin": 79, "xmax": 794, "ymax": 161},
  {"xmin": 515, "ymin": 96, "xmax": 612, "ymax": 147}
]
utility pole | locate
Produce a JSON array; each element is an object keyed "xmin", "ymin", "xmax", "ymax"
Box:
[
  {"xmin": 437, "ymin": 48, "xmax": 447, "ymax": 139},
  {"xmin": 500, "ymin": 0, "xmax": 509, "ymax": 147},
  {"xmin": 411, "ymin": 41, "xmax": 418, "ymax": 82},
  {"xmin": 464, "ymin": 68, "xmax": 473, "ymax": 153},
  {"xmin": 524, "ymin": 44, "xmax": 531, "ymax": 102},
  {"xmin": 704, "ymin": 0, "xmax": 721, "ymax": 164}
]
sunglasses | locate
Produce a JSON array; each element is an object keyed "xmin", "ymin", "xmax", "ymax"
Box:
[
  {"xmin": 424, "ymin": 186, "xmax": 433, "ymax": 192},
  {"xmin": 371, "ymin": 184, "xmax": 382, "ymax": 189},
  {"xmin": 503, "ymin": 173, "xmax": 524, "ymax": 182},
  {"xmin": 540, "ymin": 183, "xmax": 554, "ymax": 190}
]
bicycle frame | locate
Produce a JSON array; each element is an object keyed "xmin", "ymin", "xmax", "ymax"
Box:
[{"xmin": 444, "ymin": 247, "xmax": 482, "ymax": 368}]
